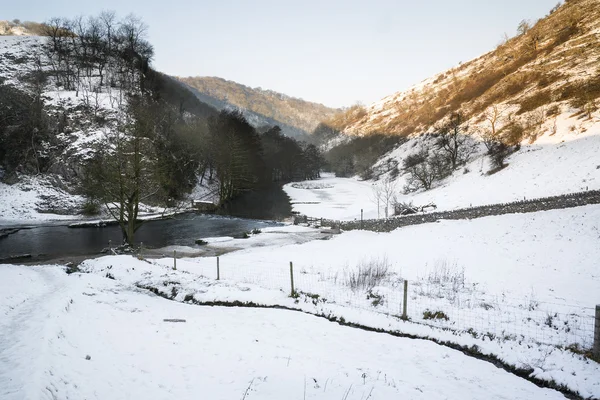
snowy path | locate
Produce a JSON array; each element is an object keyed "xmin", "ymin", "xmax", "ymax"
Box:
[
  {"xmin": 0, "ymin": 266, "xmax": 69, "ymax": 399},
  {"xmin": 0, "ymin": 265, "xmax": 566, "ymax": 399}
]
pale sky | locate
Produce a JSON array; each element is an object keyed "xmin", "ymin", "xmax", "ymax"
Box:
[{"xmin": 5, "ymin": 0, "xmax": 559, "ymax": 107}]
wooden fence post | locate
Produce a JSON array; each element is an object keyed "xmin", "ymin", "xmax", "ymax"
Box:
[
  {"xmin": 108, "ymin": 240, "xmax": 112, "ymax": 251},
  {"xmin": 594, "ymin": 305, "xmax": 600, "ymax": 358},
  {"xmin": 361, "ymin": 209, "xmax": 363, "ymax": 229},
  {"xmin": 173, "ymin": 250, "xmax": 177, "ymax": 270},
  {"xmin": 402, "ymin": 280, "xmax": 408, "ymax": 320},
  {"xmin": 217, "ymin": 256, "xmax": 220, "ymax": 280},
  {"xmin": 289, "ymin": 261, "xmax": 295, "ymax": 296}
]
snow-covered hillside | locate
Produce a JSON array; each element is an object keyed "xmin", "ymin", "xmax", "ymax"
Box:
[
  {"xmin": 288, "ymin": 116, "xmax": 600, "ymax": 220},
  {"xmin": 0, "ymin": 34, "xmax": 211, "ymax": 223},
  {"xmin": 315, "ymin": 0, "xmax": 600, "ymax": 219},
  {"xmin": 0, "ymin": 35, "xmax": 120, "ymax": 222}
]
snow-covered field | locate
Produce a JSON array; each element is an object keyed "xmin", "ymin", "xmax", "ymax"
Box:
[
  {"xmin": 1, "ymin": 263, "xmax": 569, "ymax": 400},
  {"xmin": 23, "ymin": 203, "xmax": 594, "ymax": 397},
  {"xmin": 285, "ymin": 120, "xmax": 600, "ymax": 221},
  {"xmin": 157, "ymin": 204, "xmax": 600, "ymax": 349},
  {"xmin": 2, "ymin": 204, "xmax": 600, "ymax": 397}
]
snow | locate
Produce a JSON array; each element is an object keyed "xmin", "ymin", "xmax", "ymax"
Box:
[
  {"xmin": 392, "ymin": 118, "xmax": 600, "ymax": 212},
  {"xmin": 0, "ymin": 175, "xmax": 85, "ymax": 224},
  {"xmin": 155, "ymin": 205, "xmax": 600, "ymax": 351},
  {"xmin": 196, "ymin": 225, "xmax": 325, "ymax": 251},
  {"xmin": 0, "ymin": 36, "xmax": 45, "ymax": 86},
  {"xmin": 76, "ymin": 251, "xmax": 600, "ymax": 398},
  {"xmin": 284, "ymin": 173, "xmax": 377, "ymax": 220},
  {"xmin": 2, "ymin": 202, "xmax": 600, "ymax": 397},
  {"xmin": 0, "ymin": 263, "xmax": 569, "ymax": 399},
  {"xmin": 287, "ymin": 121, "xmax": 600, "ymax": 221},
  {"xmin": 189, "ymin": 176, "xmax": 220, "ymax": 204}
]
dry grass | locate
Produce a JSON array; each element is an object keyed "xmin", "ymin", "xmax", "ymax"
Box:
[
  {"xmin": 345, "ymin": 256, "xmax": 392, "ymax": 292},
  {"xmin": 329, "ymin": 0, "xmax": 600, "ymax": 138}
]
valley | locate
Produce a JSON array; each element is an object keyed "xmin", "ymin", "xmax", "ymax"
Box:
[{"xmin": 1, "ymin": 1, "xmax": 600, "ymax": 399}]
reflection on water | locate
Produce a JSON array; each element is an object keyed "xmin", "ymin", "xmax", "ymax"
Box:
[
  {"xmin": 0, "ymin": 214, "xmax": 281, "ymax": 259},
  {"xmin": 0, "ymin": 184, "xmax": 292, "ymax": 259},
  {"xmin": 217, "ymin": 183, "xmax": 293, "ymax": 220}
]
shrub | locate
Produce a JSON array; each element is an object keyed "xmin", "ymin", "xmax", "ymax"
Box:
[
  {"xmin": 403, "ymin": 151, "xmax": 450, "ymax": 193},
  {"xmin": 366, "ymin": 289, "xmax": 385, "ymax": 307},
  {"xmin": 546, "ymin": 104, "xmax": 560, "ymax": 116},
  {"xmin": 346, "ymin": 256, "xmax": 391, "ymax": 291},
  {"xmin": 403, "ymin": 152, "xmax": 427, "ymax": 170},
  {"xmin": 82, "ymin": 199, "xmax": 101, "ymax": 216},
  {"xmin": 487, "ymin": 141, "xmax": 512, "ymax": 170},
  {"xmin": 423, "ymin": 310, "xmax": 449, "ymax": 321},
  {"xmin": 424, "ymin": 260, "xmax": 466, "ymax": 294},
  {"xmin": 501, "ymin": 122, "xmax": 526, "ymax": 146},
  {"xmin": 517, "ymin": 90, "xmax": 552, "ymax": 114}
]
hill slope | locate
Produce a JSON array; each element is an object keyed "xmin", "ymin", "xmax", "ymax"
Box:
[
  {"xmin": 328, "ymin": 0, "xmax": 600, "ymax": 139},
  {"xmin": 314, "ymin": 0, "xmax": 600, "ymax": 218},
  {"xmin": 178, "ymin": 76, "xmax": 339, "ymax": 138}
]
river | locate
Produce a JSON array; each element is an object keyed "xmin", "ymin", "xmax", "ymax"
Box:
[{"xmin": 0, "ymin": 184, "xmax": 293, "ymax": 261}]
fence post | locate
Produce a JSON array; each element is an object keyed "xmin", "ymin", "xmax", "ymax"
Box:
[
  {"xmin": 594, "ymin": 305, "xmax": 600, "ymax": 358},
  {"xmin": 173, "ymin": 250, "xmax": 177, "ymax": 270},
  {"xmin": 361, "ymin": 209, "xmax": 363, "ymax": 229},
  {"xmin": 402, "ymin": 280, "xmax": 408, "ymax": 320},
  {"xmin": 217, "ymin": 256, "xmax": 220, "ymax": 280},
  {"xmin": 289, "ymin": 261, "xmax": 295, "ymax": 296},
  {"xmin": 139, "ymin": 242, "xmax": 143, "ymax": 260},
  {"xmin": 108, "ymin": 240, "xmax": 112, "ymax": 252}
]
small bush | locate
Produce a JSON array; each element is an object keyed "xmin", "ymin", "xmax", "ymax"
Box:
[
  {"xmin": 423, "ymin": 310, "xmax": 449, "ymax": 321},
  {"xmin": 82, "ymin": 199, "xmax": 101, "ymax": 216},
  {"xmin": 251, "ymin": 228, "xmax": 262, "ymax": 235},
  {"xmin": 425, "ymin": 260, "xmax": 466, "ymax": 293},
  {"xmin": 546, "ymin": 104, "xmax": 560, "ymax": 116},
  {"xmin": 366, "ymin": 289, "xmax": 385, "ymax": 307},
  {"xmin": 501, "ymin": 122, "xmax": 526, "ymax": 146},
  {"xmin": 517, "ymin": 90, "xmax": 552, "ymax": 114},
  {"xmin": 183, "ymin": 294, "xmax": 195, "ymax": 302},
  {"xmin": 487, "ymin": 141, "xmax": 512, "ymax": 170}
]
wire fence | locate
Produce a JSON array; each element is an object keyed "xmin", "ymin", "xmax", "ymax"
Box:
[{"xmin": 181, "ymin": 254, "xmax": 598, "ymax": 350}]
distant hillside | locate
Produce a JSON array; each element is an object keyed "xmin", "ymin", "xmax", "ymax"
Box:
[
  {"xmin": 327, "ymin": 0, "xmax": 600, "ymax": 140},
  {"xmin": 0, "ymin": 20, "xmax": 49, "ymax": 36},
  {"xmin": 178, "ymin": 76, "xmax": 339, "ymax": 138}
]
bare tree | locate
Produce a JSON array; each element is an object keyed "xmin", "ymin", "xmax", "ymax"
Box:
[
  {"xmin": 480, "ymin": 105, "xmax": 507, "ymax": 152},
  {"xmin": 371, "ymin": 183, "xmax": 383, "ymax": 219},
  {"xmin": 403, "ymin": 150, "xmax": 447, "ymax": 193},
  {"xmin": 85, "ymin": 98, "xmax": 164, "ymax": 245},
  {"xmin": 517, "ymin": 19, "xmax": 531, "ymax": 36},
  {"xmin": 371, "ymin": 176, "xmax": 397, "ymax": 219},
  {"xmin": 435, "ymin": 112, "xmax": 477, "ymax": 170}
]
